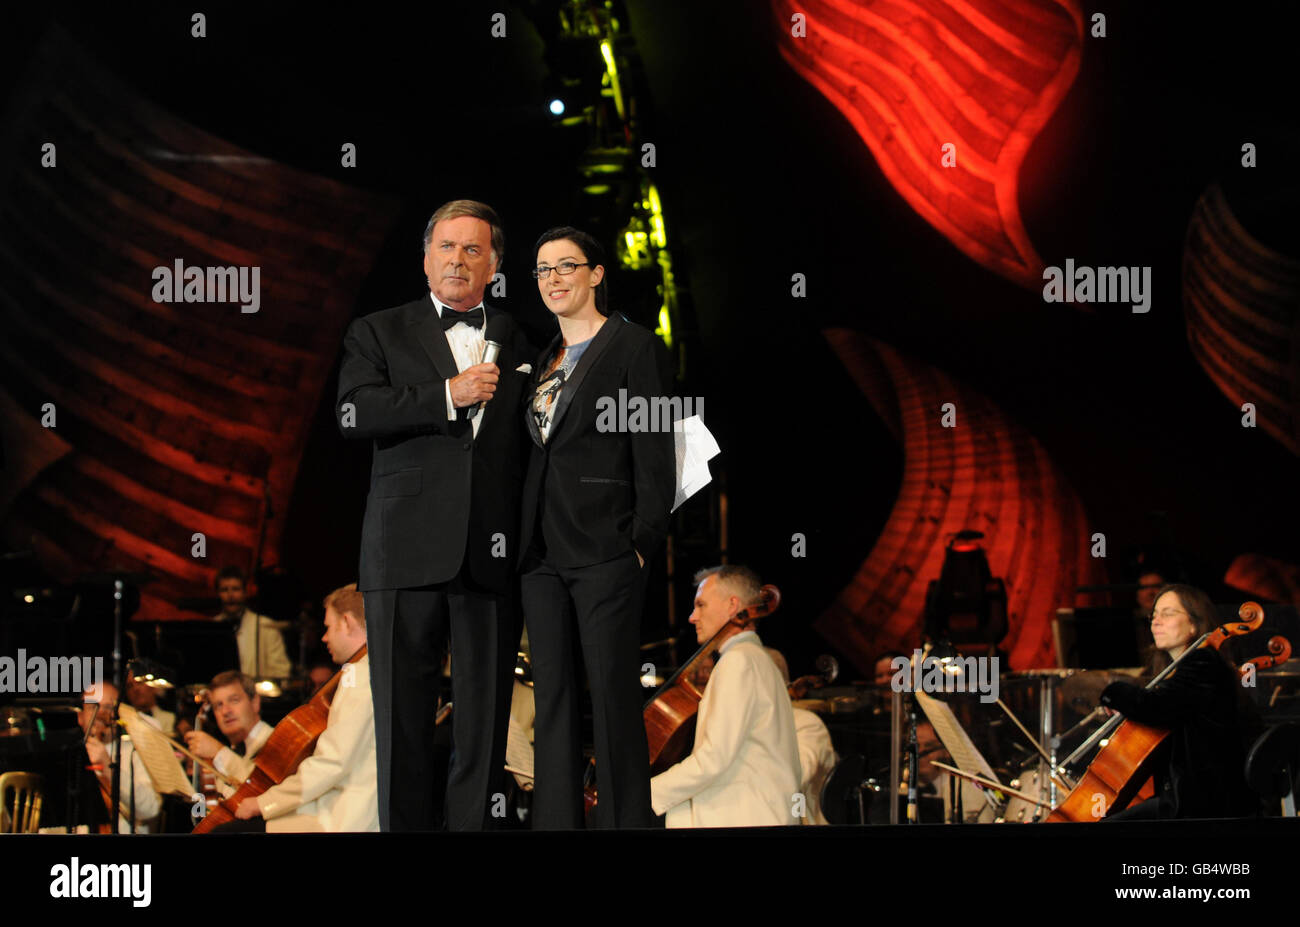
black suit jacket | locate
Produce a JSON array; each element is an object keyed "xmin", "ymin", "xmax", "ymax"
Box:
[
  {"xmin": 338, "ymin": 296, "xmax": 532, "ymax": 593},
  {"xmin": 519, "ymin": 313, "xmax": 676, "ymax": 570},
  {"xmin": 1100, "ymin": 647, "xmax": 1251, "ymax": 818}
]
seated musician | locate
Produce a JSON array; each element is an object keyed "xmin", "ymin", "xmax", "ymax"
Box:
[
  {"xmin": 213, "ymin": 584, "xmax": 378, "ymax": 833},
  {"xmin": 764, "ymin": 648, "xmax": 837, "ymax": 825},
  {"xmin": 126, "ymin": 674, "xmax": 176, "ymax": 736},
  {"xmin": 80, "ymin": 681, "xmax": 162, "ymax": 832},
  {"xmin": 1098, "ymin": 583, "xmax": 1251, "ymax": 820},
  {"xmin": 184, "ymin": 671, "xmax": 273, "ymax": 798},
  {"xmin": 213, "ymin": 565, "xmax": 293, "ymax": 679},
  {"xmin": 649, "ymin": 566, "xmax": 802, "ymax": 827}
]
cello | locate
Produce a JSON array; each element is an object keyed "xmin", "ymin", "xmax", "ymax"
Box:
[
  {"xmin": 582, "ymin": 585, "xmax": 781, "ymax": 815},
  {"xmin": 643, "ymin": 584, "xmax": 781, "ymax": 775},
  {"xmin": 192, "ymin": 644, "xmax": 366, "ymax": 833},
  {"xmin": 1048, "ymin": 601, "xmax": 1289, "ymax": 821}
]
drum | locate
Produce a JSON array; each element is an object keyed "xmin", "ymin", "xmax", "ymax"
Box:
[{"xmin": 999, "ymin": 763, "xmax": 1050, "ymax": 823}]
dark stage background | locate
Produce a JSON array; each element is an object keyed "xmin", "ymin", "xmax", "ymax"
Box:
[{"xmin": 2, "ymin": 1, "xmax": 1298, "ymax": 681}]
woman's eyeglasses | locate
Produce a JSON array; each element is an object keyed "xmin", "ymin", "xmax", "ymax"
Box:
[{"xmin": 532, "ymin": 261, "xmax": 590, "ymax": 279}]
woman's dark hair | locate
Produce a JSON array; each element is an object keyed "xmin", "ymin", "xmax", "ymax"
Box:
[
  {"xmin": 534, "ymin": 226, "xmax": 608, "ymax": 314},
  {"xmin": 1145, "ymin": 583, "xmax": 1221, "ymax": 672}
]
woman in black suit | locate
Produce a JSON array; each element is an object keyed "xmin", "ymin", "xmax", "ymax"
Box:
[
  {"xmin": 1099, "ymin": 583, "xmax": 1253, "ymax": 819},
  {"xmin": 518, "ymin": 226, "xmax": 675, "ymax": 828}
]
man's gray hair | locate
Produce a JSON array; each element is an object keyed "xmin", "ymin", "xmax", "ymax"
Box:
[
  {"xmin": 422, "ymin": 199, "xmax": 505, "ymax": 267},
  {"xmin": 693, "ymin": 564, "xmax": 762, "ymax": 606}
]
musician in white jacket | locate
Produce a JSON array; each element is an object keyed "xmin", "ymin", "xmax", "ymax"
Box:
[
  {"xmin": 650, "ymin": 566, "xmax": 802, "ymax": 827},
  {"xmin": 226, "ymin": 584, "xmax": 379, "ymax": 833}
]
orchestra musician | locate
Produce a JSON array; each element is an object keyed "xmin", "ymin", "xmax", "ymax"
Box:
[
  {"xmin": 80, "ymin": 681, "xmax": 162, "ymax": 832},
  {"xmin": 519, "ymin": 226, "xmax": 675, "ymax": 829},
  {"xmin": 126, "ymin": 674, "xmax": 176, "ymax": 737},
  {"xmin": 208, "ymin": 584, "xmax": 378, "ymax": 833},
  {"xmin": 649, "ymin": 566, "xmax": 802, "ymax": 827},
  {"xmin": 184, "ymin": 671, "xmax": 272, "ymax": 799},
  {"xmin": 213, "ymin": 566, "xmax": 292, "ymax": 679},
  {"xmin": 764, "ymin": 648, "xmax": 837, "ymax": 825},
  {"xmin": 1098, "ymin": 583, "xmax": 1252, "ymax": 820}
]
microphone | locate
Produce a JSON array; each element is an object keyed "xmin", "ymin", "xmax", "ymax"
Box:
[{"xmin": 470, "ymin": 315, "xmax": 507, "ymax": 417}]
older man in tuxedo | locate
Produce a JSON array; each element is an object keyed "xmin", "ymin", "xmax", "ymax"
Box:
[
  {"xmin": 337, "ymin": 199, "xmax": 532, "ymax": 831},
  {"xmin": 650, "ymin": 566, "xmax": 802, "ymax": 827}
]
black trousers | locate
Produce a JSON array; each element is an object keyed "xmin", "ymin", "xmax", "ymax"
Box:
[
  {"xmin": 522, "ymin": 549, "xmax": 653, "ymax": 829},
  {"xmin": 1104, "ymin": 796, "xmax": 1166, "ymax": 821},
  {"xmin": 209, "ymin": 818, "xmax": 266, "ymax": 833},
  {"xmin": 364, "ymin": 579, "xmax": 515, "ymax": 831}
]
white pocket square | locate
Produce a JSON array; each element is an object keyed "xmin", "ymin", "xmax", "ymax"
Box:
[{"xmin": 516, "ymin": 363, "xmax": 532, "ymax": 373}]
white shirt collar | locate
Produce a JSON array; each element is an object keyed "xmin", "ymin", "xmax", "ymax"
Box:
[
  {"xmin": 720, "ymin": 629, "xmax": 760, "ymax": 655},
  {"xmin": 241, "ymin": 719, "xmax": 272, "ymax": 752},
  {"xmin": 429, "ymin": 292, "xmax": 484, "ymax": 317}
]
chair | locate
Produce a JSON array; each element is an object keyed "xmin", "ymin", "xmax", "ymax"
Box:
[
  {"xmin": 0, "ymin": 771, "xmax": 45, "ymax": 833},
  {"xmin": 1244, "ymin": 723, "xmax": 1300, "ymax": 817}
]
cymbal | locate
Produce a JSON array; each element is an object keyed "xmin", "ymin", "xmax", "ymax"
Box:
[
  {"xmin": 1003, "ymin": 669, "xmax": 1072, "ymax": 679},
  {"xmin": 1060, "ymin": 671, "xmax": 1128, "ymax": 709}
]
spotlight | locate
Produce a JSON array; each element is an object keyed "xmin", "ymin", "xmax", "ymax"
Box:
[
  {"xmin": 548, "ymin": 98, "xmax": 566, "ymax": 116},
  {"xmin": 923, "ymin": 530, "xmax": 1007, "ymax": 648}
]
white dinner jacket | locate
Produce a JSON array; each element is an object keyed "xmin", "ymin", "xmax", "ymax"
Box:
[
  {"xmin": 793, "ymin": 707, "xmax": 837, "ymax": 825},
  {"xmin": 255, "ymin": 655, "xmax": 379, "ymax": 833},
  {"xmin": 650, "ymin": 631, "xmax": 802, "ymax": 827}
]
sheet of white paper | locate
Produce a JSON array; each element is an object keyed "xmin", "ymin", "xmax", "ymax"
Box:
[
  {"xmin": 914, "ymin": 690, "xmax": 1002, "ymax": 816},
  {"xmin": 672, "ymin": 415, "xmax": 720, "ymax": 512}
]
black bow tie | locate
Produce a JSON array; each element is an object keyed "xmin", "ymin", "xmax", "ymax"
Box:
[{"xmin": 439, "ymin": 306, "xmax": 484, "ymax": 331}]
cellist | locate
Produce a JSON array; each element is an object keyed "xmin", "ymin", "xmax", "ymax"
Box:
[
  {"xmin": 649, "ymin": 566, "xmax": 802, "ymax": 827},
  {"xmin": 210, "ymin": 585, "xmax": 379, "ymax": 833},
  {"xmin": 1098, "ymin": 584, "xmax": 1252, "ymax": 820}
]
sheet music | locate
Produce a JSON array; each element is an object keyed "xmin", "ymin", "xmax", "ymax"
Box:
[
  {"xmin": 913, "ymin": 690, "xmax": 1001, "ymax": 784},
  {"xmin": 672, "ymin": 414, "xmax": 720, "ymax": 512},
  {"xmin": 117, "ymin": 704, "xmax": 196, "ymax": 799},
  {"xmin": 504, "ymin": 716, "xmax": 535, "ymax": 785},
  {"xmin": 914, "ymin": 690, "xmax": 1003, "ymax": 817}
]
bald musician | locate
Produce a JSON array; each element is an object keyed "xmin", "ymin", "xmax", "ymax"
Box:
[
  {"xmin": 212, "ymin": 585, "xmax": 378, "ymax": 833},
  {"xmin": 650, "ymin": 566, "xmax": 802, "ymax": 827},
  {"xmin": 80, "ymin": 681, "xmax": 162, "ymax": 832}
]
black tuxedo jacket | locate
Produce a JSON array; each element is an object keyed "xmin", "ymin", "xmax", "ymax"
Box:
[
  {"xmin": 519, "ymin": 313, "xmax": 676, "ymax": 570},
  {"xmin": 338, "ymin": 296, "xmax": 532, "ymax": 593}
]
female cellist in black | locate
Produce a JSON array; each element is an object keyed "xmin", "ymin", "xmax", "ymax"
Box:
[{"xmin": 1098, "ymin": 583, "xmax": 1252, "ymax": 820}]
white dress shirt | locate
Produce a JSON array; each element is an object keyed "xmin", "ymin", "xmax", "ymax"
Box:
[
  {"xmin": 433, "ymin": 294, "xmax": 487, "ymax": 439},
  {"xmin": 650, "ymin": 631, "xmax": 803, "ymax": 827},
  {"xmin": 111, "ymin": 736, "xmax": 162, "ymax": 833},
  {"xmin": 255, "ymin": 656, "xmax": 379, "ymax": 832},
  {"xmin": 213, "ymin": 719, "xmax": 273, "ymax": 798}
]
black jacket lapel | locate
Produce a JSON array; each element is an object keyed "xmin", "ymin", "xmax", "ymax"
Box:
[
  {"xmin": 410, "ymin": 298, "xmax": 462, "ymax": 383},
  {"xmin": 546, "ymin": 313, "xmax": 624, "ymax": 440}
]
